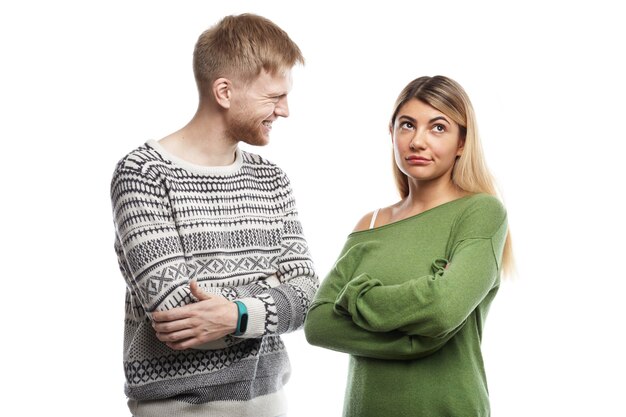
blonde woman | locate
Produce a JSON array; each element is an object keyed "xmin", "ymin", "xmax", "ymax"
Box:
[{"xmin": 305, "ymin": 76, "xmax": 512, "ymax": 417}]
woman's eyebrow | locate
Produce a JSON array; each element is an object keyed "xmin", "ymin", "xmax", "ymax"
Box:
[
  {"xmin": 397, "ymin": 115, "xmax": 417, "ymax": 123},
  {"xmin": 429, "ymin": 116, "xmax": 450, "ymax": 124}
]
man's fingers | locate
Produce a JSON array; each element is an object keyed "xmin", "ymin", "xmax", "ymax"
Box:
[
  {"xmin": 152, "ymin": 306, "xmax": 193, "ymax": 322},
  {"xmin": 190, "ymin": 279, "xmax": 213, "ymax": 301},
  {"xmin": 153, "ymin": 317, "xmax": 192, "ymax": 333},
  {"xmin": 156, "ymin": 328, "xmax": 196, "ymax": 343},
  {"xmin": 152, "ymin": 281, "xmax": 214, "ymax": 323}
]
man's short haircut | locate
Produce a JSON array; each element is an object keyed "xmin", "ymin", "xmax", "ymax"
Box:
[{"xmin": 193, "ymin": 14, "xmax": 304, "ymax": 96}]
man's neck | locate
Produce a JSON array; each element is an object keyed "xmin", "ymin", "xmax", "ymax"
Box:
[{"xmin": 158, "ymin": 110, "xmax": 238, "ymax": 167}]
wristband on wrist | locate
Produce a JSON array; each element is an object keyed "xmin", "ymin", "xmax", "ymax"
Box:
[{"xmin": 233, "ymin": 301, "xmax": 248, "ymax": 336}]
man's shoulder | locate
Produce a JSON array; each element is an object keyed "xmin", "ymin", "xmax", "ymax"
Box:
[
  {"xmin": 240, "ymin": 150, "xmax": 294, "ymax": 192},
  {"xmin": 112, "ymin": 141, "xmax": 169, "ymax": 181},
  {"xmin": 115, "ymin": 141, "xmax": 165, "ymax": 168},
  {"xmin": 241, "ymin": 150, "xmax": 289, "ymax": 176},
  {"xmin": 241, "ymin": 149, "xmax": 278, "ymax": 168}
]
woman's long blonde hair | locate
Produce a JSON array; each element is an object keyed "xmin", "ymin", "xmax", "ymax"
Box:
[{"xmin": 390, "ymin": 76, "xmax": 514, "ymax": 275}]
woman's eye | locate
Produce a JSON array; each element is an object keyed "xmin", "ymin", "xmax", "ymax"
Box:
[
  {"xmin": 400, "ymin": 121, "xmax": 414, "ymax": 130},
  {"xmin": 433, "ymin": 124, "xmax": 445, "ymax": 133}
]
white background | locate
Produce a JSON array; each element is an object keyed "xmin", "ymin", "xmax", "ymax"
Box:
[{"xmin": 2, "ymin": 0, "xmax": 625, "ymax": 415}]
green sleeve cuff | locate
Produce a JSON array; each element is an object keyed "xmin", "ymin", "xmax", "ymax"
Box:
[{"xmin": 334, "ymin": 273, "xmax": 381, "ymax": 321}]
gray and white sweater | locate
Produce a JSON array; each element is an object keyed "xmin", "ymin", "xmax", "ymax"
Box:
[{"xmin": 111, "ymin": 140, "xmax": 318, "ymax": 409}]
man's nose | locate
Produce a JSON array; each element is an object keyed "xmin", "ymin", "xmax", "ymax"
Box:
[{"xmin": 275, "ymin": 96, "xmax": 289, "ymax": 118}]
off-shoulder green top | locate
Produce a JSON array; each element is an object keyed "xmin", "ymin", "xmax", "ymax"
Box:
[{"xmin": 305, "ymin": 193, "xmax": 508, "ymax": 417}]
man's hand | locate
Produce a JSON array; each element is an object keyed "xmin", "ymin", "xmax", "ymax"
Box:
[{"xmin": 152, "ymin": 280, "xmax": 239, "ymax": 350}]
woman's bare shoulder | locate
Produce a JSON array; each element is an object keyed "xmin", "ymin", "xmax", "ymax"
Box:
[
  {"xmin": 352, "ymin": 204, "xmax": 396, "ymax": 232},
  {"xmin": 352, "ymin": 211, "xmax": 376, "ymax": 233}
]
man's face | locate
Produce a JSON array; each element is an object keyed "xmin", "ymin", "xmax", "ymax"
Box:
[{"xmin": 226, "ymin": 69, "xmax": 293, "ymax": 146}]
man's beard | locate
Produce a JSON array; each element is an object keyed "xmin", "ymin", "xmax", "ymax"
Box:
[{"xmin": 225, "ymin": 112, "xmax": 268, "ymax": 146}]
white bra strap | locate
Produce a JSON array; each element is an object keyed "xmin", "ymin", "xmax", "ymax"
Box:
[{"xmin": 369, "ymin": 209, "xmax": 381, "ymax": 229}]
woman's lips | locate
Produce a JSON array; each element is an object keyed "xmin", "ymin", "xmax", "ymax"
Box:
[{"xmin": 406, "ymin": 155, "xmax": 431, "ymax": 165}]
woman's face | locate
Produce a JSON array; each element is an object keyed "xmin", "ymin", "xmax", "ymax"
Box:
[{"xmin": 392, "ymin": 99, "xmax": 464, "ymax": 184}]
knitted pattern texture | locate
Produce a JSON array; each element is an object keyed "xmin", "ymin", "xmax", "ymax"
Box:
[{"xmin": 111, "ymin": 140, "xmax": 318, "ymax": 406}]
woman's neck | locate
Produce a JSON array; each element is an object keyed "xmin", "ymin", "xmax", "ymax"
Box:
[{"xmin": 393, "ymin": 179, "xmax": 467, "ymax": 220}]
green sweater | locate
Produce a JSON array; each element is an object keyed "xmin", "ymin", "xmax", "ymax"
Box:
[{"xmin": 305, "ymin": 194, "xmax": 507, "ymax": 417}]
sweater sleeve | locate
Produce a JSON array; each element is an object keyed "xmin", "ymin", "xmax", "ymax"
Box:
[
  {"xmin": 233, "ymin": 170, "xmax": 319, "ymax": 339},
  {"xmin": 111, "ymin": 158, "xmax": 195, "ymax": 316},
  {"xmin": 304, "ymin": 242, "xmax": 457, "ymax": 360},
  {"xmin": 334, "ymin": 196, "xmax": 507, "ymax": 338}
]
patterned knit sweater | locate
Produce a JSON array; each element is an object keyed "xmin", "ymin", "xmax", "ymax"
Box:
[{"xmin": 110, "ymin": 140, "xmax": 318, "ymax": 411}]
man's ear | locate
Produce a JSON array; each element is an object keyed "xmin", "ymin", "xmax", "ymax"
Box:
[{"xmin": 213, "ymin": 78, "xmax": 232, "ymax": 109}]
